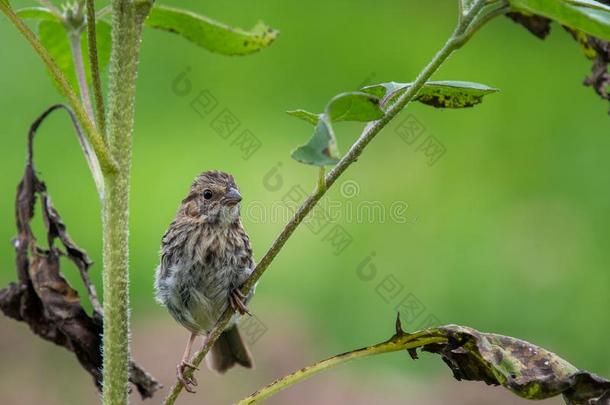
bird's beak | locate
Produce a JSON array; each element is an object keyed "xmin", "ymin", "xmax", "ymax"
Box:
[{"xmin": 225, "ymin": 187, "xmax": 242, "ymax": 205}]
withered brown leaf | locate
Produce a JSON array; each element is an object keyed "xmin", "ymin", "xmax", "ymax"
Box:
[
  {"xmin": 0, "ymin": 105, "xmax": 161, "ymax": 399},
  {"xmin": 407, "ymin": 323, "xmax": 610, "ymax": 404}
]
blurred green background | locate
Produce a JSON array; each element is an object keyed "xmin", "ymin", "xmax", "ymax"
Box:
[{"xmin": 0, "ymin": 0, "xmax": 608, "ymax": 404}]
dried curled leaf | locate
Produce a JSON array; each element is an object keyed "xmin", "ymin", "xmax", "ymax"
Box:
[
  {"xmin": 409, "ymin": 324, "xmax": 610, "ymax": 404},
  {"xmin": 0, "ymin": 105, "xmax": 161, "ymax": 399}
]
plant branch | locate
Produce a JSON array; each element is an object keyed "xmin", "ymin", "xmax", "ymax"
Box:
[
  {"xmin": 237, "ymin": 329, "xmax": 447, "ymax": 404},
  {"xmin": 66, "ymin": 28, "xmax": 105, "ymax": 198},
  {"xmin": 0, "ymin": 2, "xmax": 116, "ymax": 174},
  {"xmin": 162, "ymin": 1, "xmax": 495, "ymax": 403},
  {"xmin": 454, "ymin": 0, "xmax": 510, "ymax": 46},
  {"xmin": 86, "ymin": 0, "xmax": 107, "ymax": 136},
  {"xmin": 101, "ymin": 0, "xmax": 152, "ymax": 403},
  {"xmin": 69, "ymin": 30, "xmax": 95, "ymax": 120}
]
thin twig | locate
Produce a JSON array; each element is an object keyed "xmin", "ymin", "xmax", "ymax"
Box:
[
  {"xmin": 162, "ymin": 2, "xmax": 494, "ymax": 403},
  {"xmin": 86, "ymin": 0, "xmax": 107, "ymax": 135},
  {"xmin": 68, "ymin": 30, "xmax": 95, "ymax": 119},
  {"xmin": 0, "ymin": 2, "xmax": 116, "ymax": 173},
  {"xmin": 67, "ymin": 29, "xmax": 105, "ymax": 198},
  {"xmin": 237, "ymin": 331, "xmax": 447, "ymax": 404}
]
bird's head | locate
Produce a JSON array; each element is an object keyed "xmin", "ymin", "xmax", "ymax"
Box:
[{"xmin": 181, "ymin": 170, "xmax": 242, "ymax": 226}]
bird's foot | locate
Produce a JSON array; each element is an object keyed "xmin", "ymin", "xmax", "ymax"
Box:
[
  {"xmin": 229, "ymin": 287, "xmax": 251, "ymax": 316},
  {"xmin": 176, "ymin": 361, "xmax": 199, "ymax": 393}
]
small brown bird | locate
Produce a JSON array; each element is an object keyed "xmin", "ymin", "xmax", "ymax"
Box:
[{"xmin": 155, "ymin": 171, "xmax": 254, "ymax": 392}]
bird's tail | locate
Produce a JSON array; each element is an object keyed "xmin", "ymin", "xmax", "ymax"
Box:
[{"xmin": 206, "ymin": 325, "xmax": 253, "ymax": 374}]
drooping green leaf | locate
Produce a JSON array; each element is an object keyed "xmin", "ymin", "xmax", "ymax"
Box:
[
  {"xmin": 291, "ymin": 115, "xmax": 340, "ymax": 166},
  {"xmin": 406, "ymin": 322, "xmax": 610, "ymax": 403},
  {"xmin": 144, "ymin": 5, "xmax": 278, "ymax": 56},
  {"xmin": 16, "ymin": 6, "xmax": 59, "ymax": 21},
  {"xmin": 288, "ymin": 92, "xmax": 384, "ymax": 166},
  {"xmin": 287, "ymin": 92, "xmax": 384, "ymax": 128},
  {"xmin": 286, "ymin": 109, "xmax": 321, "ymax": 125},
  {"xmin": 362, "ymin": 80, "xmax": 499, "ymax": 109},
  {"xmin": 509, "ymin": 0, "xmax": 610, "ymax": 40},
  {"xmin": 38, "ymin": 20, "xmax": 111, "ymax": 95},
  {"xmin": 326, "ymin": 92, "xmax": 384, "ymax": 122}
]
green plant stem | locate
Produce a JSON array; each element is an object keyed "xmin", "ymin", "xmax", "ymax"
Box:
[
  {"xmin": 0, "ymin": 2, "xmax": 116, "ymax": 173},
  {"xmin": 69, "ymin": 30, "xmax": 95, "ymax": 119},
  {"xmin": 67, "ymin": 29, "xmax": 105, "ymax": 198},
  {"xmin": 237, "ymin": 331, "xmax": 448, "ymax": 404},
  {"xmin": 86, "ymin": 0, "xmax": 107, "ymax": 136},
  {"xmin": 162, "ymin": 1, "xmax": 494, "ymax": 404},
  {"xmin": 317, "ymin": 166, "xmax": 326, "ymax": 193},
  {"xmin": 101, "ymin": 0, "xmax": 150, "ymax": 403}
]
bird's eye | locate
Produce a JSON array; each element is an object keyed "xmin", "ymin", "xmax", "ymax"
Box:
[{"xmin": 203, "ymin": 189, "xmax": 213, "ymax": 200}]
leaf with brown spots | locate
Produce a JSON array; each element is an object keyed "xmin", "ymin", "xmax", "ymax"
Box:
[
  {"xmin": 413, "ymin": 324, "xmax": 610, "ymax": 403},
  {"xmin": 145, "ymin": 5, "xmax": 278, "ymax": 56},
  {"xmin": 361, "ymin": 80, "xmax": 499, "ymax": 109},
  {"xmin": 505, "ymin": 2, "xmax": 610, "ymax": 113}
]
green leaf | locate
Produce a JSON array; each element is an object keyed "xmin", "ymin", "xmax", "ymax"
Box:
[
  {"xmin": 288, "ymin": 92, "xmax": 383, "ymax": 166},
  {"xmin": 38, "ymin": 20, "xmax": 111, "ymax": 95},
  {"xmin": 288, "ymin": 92, "xmax": 384, "ymax": 127},
  {"xmin": 144, "ymin": 5, "xmax": 278, "ymax": 56},
  {"xmin": 16, "ymin": 6, "xmax": 58, "ymax": 21},
  {"xmin": 509, "ymin": 0, "xmax": 610, "ymax": 40},
  {"xmin": 362, "ymin": 80, "xmax": 499, "ymax": 109},
  {"xmin": 326, "ymin": 92, "xmax": 384, "ymax": 122},
  {"xmin": 286, "ymin": 109, "xmax": 321, "ymax": 125},
  {"xmin": 291, "ymin": 115, "xmax": 340, "ymax": 166}
]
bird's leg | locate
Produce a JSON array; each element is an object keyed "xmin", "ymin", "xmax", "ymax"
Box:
[
  {"xmin": 177, "ymin": 332, "xmax": 199, "ymax": 392},
  {"xmin": 229, "ymin": 286, "xmax": 251, "ymax": 316}
]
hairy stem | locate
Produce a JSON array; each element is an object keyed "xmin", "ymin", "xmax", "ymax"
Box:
[
  {"xmin": 162, "ymin": 1, "xmax": 494, "ymax": 403},
  {"xmin": 86, "ymin": 0, "xmax": 107, "ymax": 136},
  {"xmin": 0, "ymin": 2, "xmax": 115, "ymax": 173},
  {"xmin": 237, "ymin": 331, "xmax": 447, "ymax": 404},
  {"xmin": 101, "ymin": 0, "xmax": 151, "ymax": 403}
]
